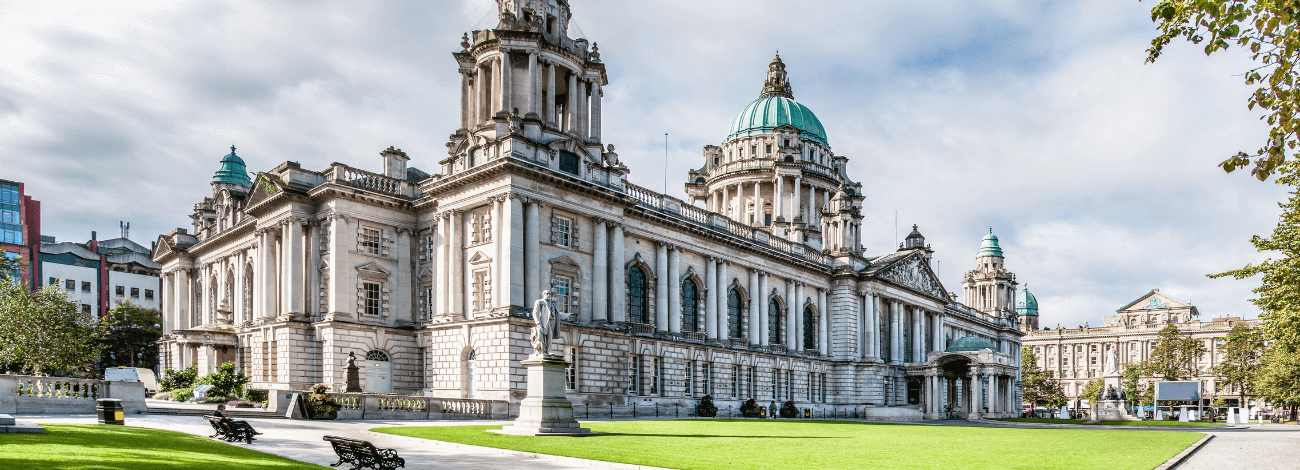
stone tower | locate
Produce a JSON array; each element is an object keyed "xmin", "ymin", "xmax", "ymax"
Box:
[
  {"xmin": 1014, "ymin": 284, "xmax": 1039, "ymax": 332},
  {"xmin": 445, "ymin": 0, "xmax": 617, "ymax": 183},
  {"xmin": 962, "ymin": 228, "xmax": 1017, "ymax": 321}
]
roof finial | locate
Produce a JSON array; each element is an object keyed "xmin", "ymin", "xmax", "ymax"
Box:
[
  {"xmin": 988, "ymin": 226, "xmax": 993, "ymax": 234},
  {"xmin": 230, "ymin": 144, "xmax": 237, "ymax": 154}
]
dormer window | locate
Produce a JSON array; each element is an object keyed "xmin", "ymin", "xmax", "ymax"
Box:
[
  {"xmin": 559, "ymin": 151, "xmax": 580, "ymax": 175},
  {"xmin": 547, "ymin": 16, "xmax": 555, "ymax": 34},
  {"xmin": 765, "ymin": 144, "xmax": 772, "ymax": 154},
  {"xmin": 750, "ymin": 145, "xmax": 757, "ymax": 157},
  {"xmin": 783, "ymin": 139, "xmax": 790, "ymax": 147}
]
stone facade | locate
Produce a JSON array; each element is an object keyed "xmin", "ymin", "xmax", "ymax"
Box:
[
  {"xmin": 152, "ymin": 1, "xmax": 1024, "ymax": 419},
  {"xmin": 1023, "ymin": 289, "xmax": 1261, "ymax": 406}
]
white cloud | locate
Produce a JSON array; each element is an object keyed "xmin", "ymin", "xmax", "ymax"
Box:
[{"xmin": 0, "ymin": 0, "xmax": 1282, "ymax": 325}]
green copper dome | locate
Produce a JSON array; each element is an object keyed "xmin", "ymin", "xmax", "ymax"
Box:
[
  {"xmin": 726, "ymin": 95, "xmax": 829, "ymax": 146},
  {"xmin": 977, "ymin": 227, "xmax": 1003, "ymax": 257},
  {"xmin": 946, "ymin": 336, "xmax": 996, "ymax": 352},
  {"xmin": 1015, "ymin": 285, "xmax": 1039, "ymax": 317},
  {"xmin": 213, "ymin": 145, "xmax": 252, "ymax": 187}
]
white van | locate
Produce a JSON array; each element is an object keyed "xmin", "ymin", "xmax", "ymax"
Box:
[{"xmin": 104, "ymin": 367, "xmax": 160, "ymax": 395}]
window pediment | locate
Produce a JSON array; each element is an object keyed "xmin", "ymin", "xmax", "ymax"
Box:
[{"xmin": 356, "ymin": 261, "xmax": 391, "ymax": 279}]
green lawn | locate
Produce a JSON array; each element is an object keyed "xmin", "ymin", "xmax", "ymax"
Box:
[
  {"xmin": 373, "ymin": 420, "xmax": 1203, "ymax": 470},
  {"xmin": 993, "ymin": 418, "xmax": 1224, "ymax": 427},
  {"xmin": 0, "ymin": 424, "xmax": 324, "ymax": 469}
]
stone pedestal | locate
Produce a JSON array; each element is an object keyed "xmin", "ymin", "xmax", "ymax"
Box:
[
  {"xmin": 345, "ymin": 363, "xmax": 360, "ymax": 393},
  {"xmin": 491, "ymin": 355, "xmax": 593, "ymax": 436},
  {"xmin": 1089, "ymin": 400, "xmax": 1140, "ymax": 422}
]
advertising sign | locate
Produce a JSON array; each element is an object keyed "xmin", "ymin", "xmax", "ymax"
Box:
[{"xmin": 1155, "ymin": 381, "xmax": 1200, "ymax": 401}]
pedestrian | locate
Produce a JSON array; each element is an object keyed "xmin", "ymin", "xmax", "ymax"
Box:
[{"xmin": 769, "ymin": 401, "xmax": 778, "ymax": 419}]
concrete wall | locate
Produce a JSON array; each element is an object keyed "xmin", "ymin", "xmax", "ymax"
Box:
[
  {"xmin": 107, "ymin": 270, "xmax": 161, "ymax": 310},
  {"xmin": 0, "ymin": 375, "xmax": 146, "ymax": 414}
]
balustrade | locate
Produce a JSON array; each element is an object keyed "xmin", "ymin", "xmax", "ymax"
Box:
[{"xmin": 15, "ymin": 377, "xmax": 101, "ymax": 400}]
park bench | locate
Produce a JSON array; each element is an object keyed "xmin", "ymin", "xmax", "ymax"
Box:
[
  {"xmin": 202, "ymin": 415, "xmax": 262, "ymax": 444},
  {"xmin": 323, "ymin": 435, "xmax": 405, "ymax": 470}
]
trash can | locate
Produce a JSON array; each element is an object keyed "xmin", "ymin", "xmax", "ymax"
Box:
[{"xmin": 97, "ymin": 398, "xmax": 124, "ymax": 425}]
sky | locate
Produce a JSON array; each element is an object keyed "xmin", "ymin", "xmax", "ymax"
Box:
[{"xmin": 0, "ymin": 0, "xmax": 1286, "ymax": 328}]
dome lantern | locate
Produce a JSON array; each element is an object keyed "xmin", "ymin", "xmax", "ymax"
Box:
[
  {"xmin": 213, "ymin": 145, "xmax": 252, "ymax": 187},
  {"xmin": 977, "ymin": 227, "xmax": 1003, "ymax": 257}
]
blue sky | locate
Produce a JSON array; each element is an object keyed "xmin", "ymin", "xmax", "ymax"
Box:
[{"xmin": 0, "ymin": 0, "xmax": 1284, "ymax": 327}]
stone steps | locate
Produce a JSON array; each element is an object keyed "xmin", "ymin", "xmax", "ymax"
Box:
[{"xmin": 0, "ymin": 413, "xmax": 45, "ymax": 433}]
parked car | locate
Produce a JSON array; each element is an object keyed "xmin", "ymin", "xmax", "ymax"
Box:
[{"xmin": 104, "ymin": 367, "xmax": 160, "ymax": 395}]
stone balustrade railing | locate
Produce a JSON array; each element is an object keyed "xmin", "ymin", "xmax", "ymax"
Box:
[
  {"xmin": 0, "ymin": 374, "xmax": 145, "ymax": 414},
  {"xmin": 623, "ymin": 182, "xmax": 829, "ymax": 267},
  {"xmin": 323, "ymin": 163, "xmax": 415, "ymax": 198},
  {"xmin": 324, "ymin": 392, "xmax": 506, "ymax": 420}
]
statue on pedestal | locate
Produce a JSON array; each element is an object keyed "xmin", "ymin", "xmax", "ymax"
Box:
[
  {"xmin": 529, "ymin": 290, "xmax": 571, "ymax": 357},
  {"xmin": 345, "ymin": 351, "xmax": 361, "ymax": 393}
]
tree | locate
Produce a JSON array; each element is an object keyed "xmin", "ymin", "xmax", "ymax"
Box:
[
  {"xmin": 1255, "ymin": 345, "xmax": 1300, "ymax": 409},
  {"xmin": 96, "ymin": 301, "xmax": 162, "ymax": 371},
  {"xmin": 0, "ymin": 279, "xmax": 104, "ymax": 374},
  {"xmin": 1122, "ymin": 364, "xmax": 1151, "ymax": 406},
  {"xmin": 0, "ymin": 248, "xmax": 20, "ymax": 280},
  {"xmin": 1021, "ymin": 347, "xmax": 1067, "ymax": 409},
  {"xmin": 1140, "ymin": 325, "xmax": 1207, "ymax": 381},
  {"xmin": 1081, "ymin": 379, "xmax": 1105, "ymax": 404},
  {"xmin": 1146, "ymin": 0, "xmax": 1300, "ymax": 180},
  {"xmin": 1210, "ymin": 324, "xmax": 1265, "ymax": 404}
]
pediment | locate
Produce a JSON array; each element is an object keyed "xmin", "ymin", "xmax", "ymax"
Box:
[
  {"xmin": 1116, "ymin": 290, "xmax": 1189, "ymax": 313},
  {"xmin": 872, "ymin": 252, "xmax": 947, "ymax": 301},
  {"xmin": 151, "ymin": 235, "xmax": 174, "ymax": 260},
  {"xmin": 549, "ymin": 255, "xmax": 579, "ymax": 267},
  {"xmin": 355, "ymin": 261, "xmax": 391, "ymax": 277},
  {"xmin": 469, "ymin": 251, "xmax": 493, "ymax": 265},
  {"xmin": 245, "ymin": 173, "xmax": 283, "ymax": 209}
]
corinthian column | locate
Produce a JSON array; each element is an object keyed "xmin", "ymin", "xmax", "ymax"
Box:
[
  {"xmin": 655, "ymin": 242, "xmax": 669, "ymax": 332},
  {"xmin": 705, "ymin": 256, "xmax": 717, "ymax": 339}
]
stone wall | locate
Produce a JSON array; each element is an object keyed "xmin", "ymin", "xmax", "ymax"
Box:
[{"xmin": 0, "ymin": 375, "xmax": 146, "ymax": 414}]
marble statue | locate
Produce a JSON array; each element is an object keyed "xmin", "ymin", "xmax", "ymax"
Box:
[
  {"xmin": 1105, "ymin": 344, "xmax": 1120, "ymax": 375},
  {"xmin": 530, "ymin": 290, "xmax": 570, "ymax": 357}
]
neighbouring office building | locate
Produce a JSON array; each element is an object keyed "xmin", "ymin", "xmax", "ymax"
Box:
[{"xmin": 39, "ymin": 228, "xmax": 163, "ymax": 316}]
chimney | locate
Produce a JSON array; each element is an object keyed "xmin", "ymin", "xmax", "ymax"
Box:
[
  {"xmin": 381, "ymin": 147, "xmax": 409, "ymax": 180},
  {"xmin": 90, "ymin": 231, "xmax": 98, "ymax": 252}
]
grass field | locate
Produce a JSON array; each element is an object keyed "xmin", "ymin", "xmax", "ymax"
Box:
[
  {"xmin": 993, "ymin": 418, "xmax": 1224, "ymax": 427},
  {"xmin": 0, "ymin": 424, "xmax": 325, "ymax": 469},
  {"xmin": 373, "ymin": 420, "xmax": 1203, "ymax": 470}
]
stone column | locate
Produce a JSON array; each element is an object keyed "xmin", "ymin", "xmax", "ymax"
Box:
[
  {"xmin": 525, "ymin": 200, "xmax": 542, "ymax": 304},
  {"xmin": 591, "ymin": 85, "xmax": 602, "ymax": 141},
  {"xmin": 576, "ymin": 79, "xmax": 588, "ymax": 139},
  {"xmin": 793, "ymin": 176, "xmax": 802, "ymax": 221},
  {"xmin": 869, "ymin": 293, "xmax": 880, "ymax": 360},
  {"xmin": 545, "ymin": 62, "xmax": 556, "ymax": 126},
  {"xmin": 609, "ymin": 222, "xmax": 626, "ymax": 322},
  {"xmin": 566, "ymin": 72, "xmax": 577, "ymax": 133},
  {"xmin": 786, "ymin": 280, "xmax": 797, "ymax": 350},
  {"xmin": 989, "ymin": 375, "xmax": 999, "ymax": 415},
  {"xmin": 934, "ymin": 312, "xmax": 944, "ymax": 353},
  {"xmin": 161, "ymin": 273, "xmax": 173, "ymax": 333},
  {"xmin": 818, "ymin": 288, "xmax": 829, "ymax": 355},
  {"xmin": 477, "ymin": 63, "xmax": 488, "ymax": 124},
  {"xmin": 748, "ymin": 269, "xmax": 759, "ymax": 342},
  {"xmin": 261, "ymin": 230, "xmax": 277, "ymax": 320},
  {"xmin": 704, "ymin": 256, "xmax": 717, "ymax": 339},
  {"xmin": 752, "ymin": 180, "xmax": 760, "ymax": 224},
  {"xmin": 176, "ymin": 269, "xmax": 190, "ymax": 329},
  {"xmin": 450, "ymin": 211, "xmax": 464, "ymax": 318},
  {"xmin": 460, "ymin": 69, "xmax": 471, "ymax": 129},
  {"xmin": 527, "ymin": 50, "xmax": 538, "ymax": 115},
  {"xmin": 280, "ymin": 219, "xmax": 301, "ymax": 318},
  {"xmin": 668, "ymin": 246, "xmax": 680, "ymax": 333},
  {"xmin": 592, "ymin": 218, "xmax": 608, "ymax": 323},
  {"xmin": 913, "ymin": 308, "xmax": 923, "ymax": 361},
  {"xmin": 396, "ymin": 228, "xmax": 412, "ymax": 324},
  {"xmin": 717, "ymin": 260, "xmax": 729, "ymax": 339},
  {"xmin": 504, "ymin": 196, "xmax": 524, "ymax": 309},
  {"xmin": 492, "ymin": 198, "xmax": 504, "ymax": 309},
  {"xmin": 969, "ymin": 369, "xmax": 983, "ymax": 419},
  {"xmin": 655, "ymin": 242, "xmax": 669, "ymax": 332},
  {"xmin": 774, "ymin": 175, "xmax": 784, "ymax": 220},
  {"xmin": 758, "ymin": 272, "xmax": 768, "ymax": 345},
  {"xmin": 891, "ymin": 301, "xmax": 902, "ymax": 364},
  {"xmin": 435, "ymin": 215, "xmax": 448, "ymax": 317},
  {"xmin": 493, "ymin": 55, "xmax": 505, "ymax": 114},
  {"xmin": 721, "ymin": 185, "xmax": 730, "ymax": 217}
]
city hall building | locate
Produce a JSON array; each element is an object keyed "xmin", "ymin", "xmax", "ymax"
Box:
[{"xmin": 153, "ymin": 1, "xmax": 1025, "ymax": 419}]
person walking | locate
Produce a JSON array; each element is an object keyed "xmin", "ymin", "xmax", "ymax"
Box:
[{"xmin": 769, "ymin": 401, "xmax": 779, "ymax": 419}]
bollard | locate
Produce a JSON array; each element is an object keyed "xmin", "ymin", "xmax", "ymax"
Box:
[
  {"xmin": 586, "ymin": 404, "xmax": 590, "ymax": 420},
  {"xmin": 633, "ymin": 403, "xmax": 637, "ymax": 418}
]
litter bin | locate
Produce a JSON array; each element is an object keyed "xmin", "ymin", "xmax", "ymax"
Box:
[{"xmin": 97, "ymin": 398, "xmax": 124, "ymax": 425}]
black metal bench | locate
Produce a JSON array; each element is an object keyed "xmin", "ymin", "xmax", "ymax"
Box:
[
  {"xmin": 323, "ymin": 435, "xmax": 405, "ymax": 470},
  {"xmin": 202, "ymin": 415, "xmax": 262, "ymax": 444}
]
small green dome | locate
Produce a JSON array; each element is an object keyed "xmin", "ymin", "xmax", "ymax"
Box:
[
  {"xmin": 213, "ymin": 145, "xmax": 252, "ymax": 187},
  {"xmin": 977, "ymin": 227, "xmax": 1003, "ymax": 257},
  {"xmin": 947, "ymin": 336, "xmax": 995, "ymax": 352},
  {"xmin": 1015, "ymin": 285, "xmax": 1039, "ymax": 317},
  {"xmin": 726, "ymin": 95, "xmax": 828, "ymax": 146}
]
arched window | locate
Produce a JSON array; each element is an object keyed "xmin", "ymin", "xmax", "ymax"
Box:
[
  {"xmin": 727, "ymin": 288, "xmax": 743, "ymax": 339},
  {"xmin": 628, "ymin": 266, "xmax": 648, "ymax": 324},
  {"xmin": 366, "ymin": 350, "xmax": 390, "ymax": 362},
  {"xmin": 681, "ymin": 278, "xmax": 699, "ymax": 332},
  {"xmin": 768, "ymin": 297, "xmax": 783, "ymax": 345},
  {"xmin": 803, "ymin": 306, "xmax": 816, "ymax": 350}
]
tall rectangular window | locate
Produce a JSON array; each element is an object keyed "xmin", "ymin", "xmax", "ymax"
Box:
[
  {"xmin": 820, "ymin": 374, "xmax": 826, "ymax": 403},
  {"xmin": 684, "ymin": 360, "xmax": 694, "ymax": 397},
  {"xmin": 472, "ymin": 270, "xmax": 491, "ymax": 312},
  {"xmin": 361, "ymin": 227, "xmax": 381, "ymax": 255},
  {"xmin": 651, "ymin": 357, "xmax": 662, "ymax": 396},
  {"xmin": 269, "ymin": 340, "xmax": 278, "ymax": 382},
  {"xmin": 701, "ymin": 363, "xmax": 711, "ymax": 397},
  {"xmin": 553, "ymin": 216, "xmax": 573, "ymax": 247},
  {"xmin": 772, "ymin": 370, "xmax": 779, "ymax": 400},
  {"xmin": 363, "ymin": 281, "xmax": 381, "ymax": 316},
  {"xmin": 808, "ymin": 372, "xmax": 814, "ymax": 401},
  {"xmin": 748, "ymin": 367, "xmax": 756, "ymax": 399},
  {"xmin": 261, "ymin": 341, "xmax": 269, "ymax": 381},
  {"xmin": 731, "ymin": 365, "xmax": 740, "ymax": 399},
  {"xmin": 785, "ymin": 370, "xmax": 791, "ymax": 401},
  {"xmin": 564, "ymin": 346, "xmax": 578, "ymax": 391},
  {"xmin": 629, "ymin": 356, "xmax": 640, "ymax": 395},
  {"xmin": 551, "ymin": 275, "xmax": 572, "ymax": 313}
]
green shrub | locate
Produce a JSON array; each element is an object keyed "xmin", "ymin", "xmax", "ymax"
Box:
[
  {"xmin": 151, "ymin": 390, "xmax": 175, "ymax": 401},
  {"xmin": 696, "ymin": 395, "xmax": 718, "ymax": 417},
  {"xmin": 159, "ymin": 366, "xmax": 197, "ymax": 392},
  {"xmin": 192, "ymin": 362, "xmax": 248, "ymax": 399},
  {"xmin": 780, "ymin": 400, "xmax": 799, "ymax": 418},
  {"xmin": 241, "ymin": 386, "xmax": 268, "ymax": 403},
  {"xmin": 739, "ymin": 398, "xmax": 760, "ymax": 417},
  {"xmin": 307, "ymin": 384, "xmax": 341, "ymax": 417},
  {"xmin": 227, "ymin": 399, "xmax": 256, "ymax": 408},
  {"xmin": 199, "ymin": 395, "xmax": 230, "ymax": 404},
  {"xmin": 173, "ymin": 387, "xmax": 194, "ymax": 402}
]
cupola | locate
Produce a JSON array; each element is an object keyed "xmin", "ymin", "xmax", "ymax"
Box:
[
  {"xmin": 977, "ymin": 227, "xmax": 1003, "ymax": 257},
  {"xmin": 212, "ymin": 145, "xmax": 252, "ymax": 187}
]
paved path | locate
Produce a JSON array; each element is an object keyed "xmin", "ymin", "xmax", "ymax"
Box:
[
  {"xmin": 1174, "ymin": 424, "xmax": 1300, "ymax": 470},
  {"xmin": 21, "ymin": 413, "xmax": 661, "ymax": 470}
]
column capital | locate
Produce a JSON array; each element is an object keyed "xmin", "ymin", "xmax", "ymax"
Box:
[
  {"xmin": 604, "ymin": 219, "xmax": 623, "ymax": 229},
  {"xmin": 590, "ymin": 215, "xmax": 605, "ymax": 225}
]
